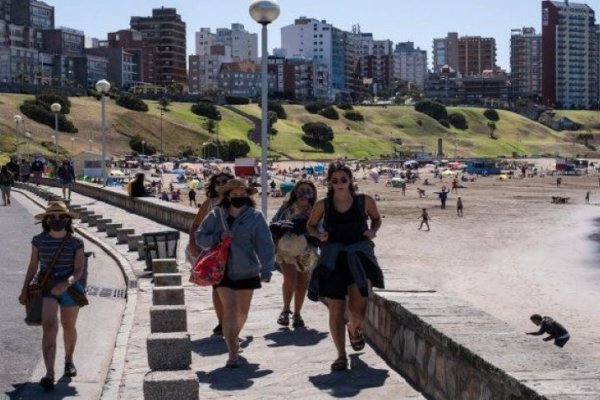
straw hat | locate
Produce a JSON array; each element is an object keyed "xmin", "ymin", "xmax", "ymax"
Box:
[
  {"xmin": 34, "ymin": 201, "xmax": 78, "ymax": 221},
  {"xmin": 219, "ymin": 178, "xmax": 258, "ymax": 197}
]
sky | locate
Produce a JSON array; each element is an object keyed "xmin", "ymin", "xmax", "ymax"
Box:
[{"xmin": 49, "ymin": 0, "xmax": 600, "ymax": 71}]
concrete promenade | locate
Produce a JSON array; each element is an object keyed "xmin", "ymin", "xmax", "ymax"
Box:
[{"xmin": 34, "ymin": 186, "xmax": 425, "ymax": 399}]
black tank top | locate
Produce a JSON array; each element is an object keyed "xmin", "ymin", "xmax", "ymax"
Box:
[{"xmin": 325, "ymin": 195, "xmax": 368, "ymax": 245}]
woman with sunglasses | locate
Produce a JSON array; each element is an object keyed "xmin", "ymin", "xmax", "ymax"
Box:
[
  {"xmin": 197, "ymin": 179, "xmax": 274, "ymax": 368},
  {"xmin": 18, "ymin": 202, "xmax": 85, "ymax": 390},
  {"xmin": 187, "ymin": 172, "xmax": 233, "ymax": 336},
  {"xmin": 271, "ymin": 180, "xmax": 319, "ymax": 329},
  {"xmin": 307, "ymin": 161, "xmax": 384, "ymax": 371}
]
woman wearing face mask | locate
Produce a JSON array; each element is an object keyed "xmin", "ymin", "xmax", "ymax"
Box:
[
  {"xmin": 19, "ymin": 202, "xmax": 85, "ymax": 390},
  {"xmin": 271, "ymin": 180, "xmax": 319, "ymax": 329},
  {"xmin": 196, "ymin": 179, "xmax": 275, "ymax": 368},
  {"xmin": 307, "ymin": 161, "xmax": 384, "ymax": 372}
]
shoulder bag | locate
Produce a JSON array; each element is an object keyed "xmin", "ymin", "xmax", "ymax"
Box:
[{"xmin": 189, "ymin": 208, "xmax": 231, "ymax": 286}]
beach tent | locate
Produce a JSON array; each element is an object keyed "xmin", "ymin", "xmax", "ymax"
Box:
[
  {"xmin": 280, "ymin": 181, "xmax": 295, "ymax": 194},
  {"xmin": 391, "ymin": 177, "xmax": 405, "ymax": 188},
  {"xmin": 314, "ymin": 164, "xmax": 325, "ymax": 173}
]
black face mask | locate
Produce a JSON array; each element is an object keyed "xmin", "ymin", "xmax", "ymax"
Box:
[
  {"xmin": 48, "ymin": 219, "xmax": 68, "ymax": 231},
  {"xmin": 230, "ymin": 197, "xmax": 249, "ymax": 208}
]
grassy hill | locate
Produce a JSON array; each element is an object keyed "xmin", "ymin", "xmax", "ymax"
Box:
[{"xmin": 0, "ymin": 93, "xmax": 594, "ymax": 165}]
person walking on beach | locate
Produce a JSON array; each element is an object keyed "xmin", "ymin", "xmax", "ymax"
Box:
[
  {"xmin": 18, "ymin": 202, "xmax": 86, "ymax": 390},
  {"xmin": 188, "ymin": 172, "xmax": 234, "ymax": 336},
  {"xmin": 57, "ymin": 159, "xmax": 75, "ymax": 201},
  {"xmin": 557, "ymin": 177, "xmax": 562, "ymax": 188},
  {"xmin": 418, "ymin": 208, "xmax": 430, "ymax": 231},
  {"xmin": 526, "ymin": 314, "xmax": 570, "ymax": 348},
  {"xmin": 0, "ymin": 165, "xmax": 14, "ymax": 206},
  {"xmin": 188, "ymin": 187, "xmax": 197, "ymax": 207},
  {"xmin": 197, "ymin": 179, "xmax": 274, "ymax": 368},
  {"xmin": 457, "ymin": 197, "xmax": 464, "ymax": 217},
  {"xmin": 401, "ymin": 181, "xmax": 406, "ymax": 196},
  {"xmin": 307, "ymin": 161, "xmax": 384, "ymax": 372},
  {"xmin": 271, "ymin": 180, "xmax": 319, "ymax": 329},
  {"xmin": 438, "ymin": 186, "xmax": 448, "ymax": 209},
  {"xmin": 31, "ymin": 158, "xmax": 44, "ymax": 185},
  {"xmin": 585, "ymin": 191, "xmax": 590, "ymax": 204},
  {"xmin": 451, "ymin": 177, "xmax": 459, "ymax": 194}
]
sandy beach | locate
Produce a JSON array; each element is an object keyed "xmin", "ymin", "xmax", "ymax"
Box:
[{"xmin": 157, "ymin": 159, "xmax": 600, "ymax": 369}]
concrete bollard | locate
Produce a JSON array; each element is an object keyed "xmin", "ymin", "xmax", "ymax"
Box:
[
  {"xmin": 117, "ymin": 228, "xmax": 135, "ymax": 244},
  {"xmin": 106, "ymin": 223, "xmax": 123, "ymax": 237},
  {"xmin": 96, "ymin": 219, "xmax": 112, "ymax": 232},
  {"xmin": 152, "ymin": 259, "xmax": 178, "ymax": 274},
  {"xmin": 79, "ymin": 211, "xmax": 94, "ymax": 223},
  {"xmin": 150, "ymin": 305, "xmax": 188, "ymax": 333},
  {"xmin": 88, "ymin": 215, "xmax": 102, "ymax": 227},
  {"xmin": 128, "ymin": 235, "xmax": 142, "ymax": 251},
  {"xmin": 154, "ymin": 273, "xmax": 182, "ymax": 287},
  {"xmin": 146, "ymin": 332, "xmax": 191, "ymax": 371},
  {"xmin": 138, "ymin": 241, "xmax": 146, "ymax": 260},
  {"xmin": 152, "ymin": 287, "xmax": 185, "ymax": 306},
  {"xmin": 70, "ymin": 206, "xmax": 84, "ymax": 213},
  {"xmin": 143, "ymin": 370, "xmax": 198, "ymax": 400}
]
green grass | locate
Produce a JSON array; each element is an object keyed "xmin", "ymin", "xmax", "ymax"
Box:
[{"xmin": 553, "ymin": 110, "xmax": 600, "ymax": 132}]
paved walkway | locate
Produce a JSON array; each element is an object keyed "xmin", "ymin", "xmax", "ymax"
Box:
[{"xmin": 39, "ymin": 186, "xmax": 425, "ymax": 399}]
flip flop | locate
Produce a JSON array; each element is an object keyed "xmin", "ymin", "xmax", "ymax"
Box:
[
  {"xmin": 347, "ymin": 326, "xmax": 365, "ymax": 351},
  {"xmin": 330, "ymin": 357, "xmax": 348, "ymax": 371}
]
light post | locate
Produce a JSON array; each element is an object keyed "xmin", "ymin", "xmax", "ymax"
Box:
[
  {"xmin": 95, "ymin": 79, "xmax": 111, "ymax": 183},
  {"xmin": 160, "ymin": 108, "xmax": 164, "ymax": 158},
  {"xmin": 13, "ymin": 114, "xmax": 22, "ymax": 159},
  {"xmin": 249, "ymin": 0, "xmax": 280, "ymax": 217},
  {"xmin": 25, "ymin": 131, "xmax": 31, "ymax": 158},
  {"xmin": 70, "ymin": 136, "xmax": 75, "ymax": 155},
  {"xmin": 50, "ymin": 102, "xmax": 61, "ymax": 168},
  {"xmin": 88, "ymin": 138, "xmax": 93, "ymax": 151},
  {"xmin": 141, "ymin": 140, "xmax": 146, "ymax": 156},
  {"xmin": 51, "ymin": 135, "xmax": 56, "ymax": 168}
]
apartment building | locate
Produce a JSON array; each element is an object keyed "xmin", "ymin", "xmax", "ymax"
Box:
[
  {"xmin": 188, "ymin": 45, "xmax": 232, "ymax": 94},
  {"xmin": 217, "ymin": 60, "xmax": 277, "ymax": 97},
  {"xmin": 458, "ymin": 36, "xmax": 496, "ymax": 76},
  {"xmin": 130, "ymin": 7, "xmax": 187, "ymax": 87},
  {"xmin": 393, "ymin": 41, "xmax": 427, "ymax": 89},
  {"xmin": 195, "ymin": 24, "xmax": 257, "ymax": 62},
  {"xmin": 510, "ymin": 27, "xmax": 542, "ymax": 99},
  {"xmin": 432, "ymin": 32, "xmax": 458, "ymax": 72},
  {"xmin": 542, "ymin": 0, "xmax": 598, "ymax": 108}
]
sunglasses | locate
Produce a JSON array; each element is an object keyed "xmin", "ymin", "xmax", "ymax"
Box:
[
  {"xmin": 215, "ymin": 179, "xmax": 229, "ymax": 185},
  {"xmin": 47, "ymin": 214, "xmax": 69, "ymax": 220},
  {"xmin": 330, "ymin": 178, "xmax": 349, "ymax": 185}
]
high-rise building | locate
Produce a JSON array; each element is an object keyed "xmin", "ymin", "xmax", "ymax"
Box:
[
  {"xmin": 542, "ymin": 1, "xmax": 598, "ymax": 108},
  {"xmin": 393, "ymin": 41, "xmax": 427, "ymax": 89},
  {"xmin": 195, "ymin": 24, "xmax": 257, "ymax": 62},
  {"xmin": 130, "ymin": 7, "xmax": 187, "ymax": 86},
  {"xmin": 10, "ymin": 0, "xmax": 54, "ymax": 29},
  {"xmin": 188, "ymin": 45, "xmax": 232, "ymax": 94},
  {"xmin": 433, "ymin": 32, "xmax": 458, "ymax": 72},
  {"xmin": 458, "ymin": 36, "xmax": 496, "ymax": 76},
  {"xmin": 510, "ymin": 27, "xmax": 542, "ymax": 100},
  {"xmin": 98, "ymin": 29, "xmax": 144, "ymax": 86}
]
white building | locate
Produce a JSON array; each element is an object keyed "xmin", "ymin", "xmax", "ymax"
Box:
[
  {"xmin": 195, "ymin": 24, "xmax": 257, "ymax": 62},
  {"xmin": 188, "ymin": 45, "xmax": 232, "ymax": 94},
  {"xmin": 281, "ymin": 17, "xmax": 334, "ymax": 76},
  {"xmin": 393, "ymin": 42, "xmax": 428, "ymax": 89}
]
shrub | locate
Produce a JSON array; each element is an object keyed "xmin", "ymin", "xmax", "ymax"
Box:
[
  {"xmin": 302, "ymin": 122, "xmax": 334, "ymax": 143},
  {"xmin": 225, "ymin": 96, "xmax": 250, "ymax": 105},
  {"xmin": 414, "ymin": 99, "xmax": 448, "ymax": 121},
  {"xmin": 448, "ymin": 112, "xmax": 468, "ymax": 130},
  {"xmin": 484, "ymin": 108, "xmax": 500, "ymax": 121},
  {"xmin": 37, "ymin": 92, "xmax": 71, "ymax": 114},
  {"xmin": 305, "ymin": 102, "xmax": 326, "ymax": 114},
  {"xmin": 337, "ymin": 103, "xmax": 354, "ymax": 110},
  {"xmin": 201, "ymin": 139, "xmax": 251, "ymax": 161},
  {"xmin": 343, "ymin": 110, "xmax": 364, "ymax": 121},
  {"xmin": 438, "ymin": 119, "xmax": 450, "ymax": 128},
  {"xmin": 227, "ymin": 139, "xmax": 251, "ymax": 159},
  {"xmin": 116, "ymin": 93, "xmax": 148, "ymax": 112},
  {"xmin": 318, "ymin": 105, "xmax": 339, "ymax": 120},
  {"xmin": 20, "ymin": 99, "xmax": 78, "ymax": 133},
  {"xmin": 129, "ymin": 135, "xmax": 156, "ymax": 155},
  {"xmin": 259, "ymin": 100, "xmax": 286, "ymax": 119},
  {"xmin": 191, "ymin": 102, "xmax": 222, "ymax": 120}
]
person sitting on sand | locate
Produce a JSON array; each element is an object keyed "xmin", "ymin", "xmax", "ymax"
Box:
[{"xmin": 526, "ymin": 314, "xmax": 570, "ymax": 347}]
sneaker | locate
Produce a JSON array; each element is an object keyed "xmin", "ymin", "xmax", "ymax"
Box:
[
  {"xmin": 39, "ymin": 375, "xmax": 54, "ymax": 391},
  {"xmin": 64, "ymin": 362, "xmax": 77, "ymax": 377},
  {"xmin": 212, "ymin": 323, "xmax": 223, "ymax": 336},
  {"xmin": 292, "ymin": 314, "xmax": 305, "ymax": 328}
]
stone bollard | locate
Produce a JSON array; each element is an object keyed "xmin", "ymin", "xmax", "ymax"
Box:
[
  {"xmin": 152, "ymin": 287, "xmax": 185, "ymax": 306},
  {"xmin": 128, "ymin": 235, "xmax": 142, "ymax": 251},
  {"xmin": 152, "ymin": 259, "xmax": 178, "ymax": 274},
  {"xmin": 150, "ymin": 305, "xmax": 188, "ymax": 333},
  {"xmin": 96, "ymin": 219, "xmax": 112, "ymax": 232},
  {"xmin": 79, "ymin": 211, "xmax": 94, "ymax": 223},
  {"xmin": 88, "ymin": 215, "xmax": 102, "ymax": 227},
  {"xmin": 154, "ymin": 273, "xmax": 182, "ymax": 287},
  {"xmin": 117, "ymin": 228, "xmax": 135, "ymax": 244},
  {"xmin": 143, "ymin": 370, "xmax": 198, "ymax": 400},
  {"xmin": 106, "ymin": 223, "xmax": 123, "ymax": 237},
  {"xmin": 146, "ymin": 332, "xmax": 191, "ymax": 371},
  {"xmin": 70, "ymin": 206, "xmax": 84, "ymax": 213},
  {"xmin": 137, "ymin": 241, "xmax": 146, "ymax": 260}
]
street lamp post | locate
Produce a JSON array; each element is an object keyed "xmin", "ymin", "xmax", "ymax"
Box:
[
  {"xmin": 249, "ymin": 0, "xmax": 280, "ymax": 217},
  {"xmin": 50, "ymin": 103, "xmax": 61, "ymax": 167},
  {"xmin": 25, "ymin": 131, "xmax": 31, "ymax": 158},
  {"xmin": 141, "ymin": 140, "xmax": 146, "ymax": 156},
  {"xmin": 95, "ymin": 79, "xmax": 111, "ymax": 183},
  {"xmin": 71, "ymin": 137, "xmax": 75, "ymax": 155},
  {"xmin": 13, "ymin": 114, "xmax": 22, "ymax": 159},
  {"xmin": 160, "ymin": 108, "xmax": 164, "ymax": 158}
]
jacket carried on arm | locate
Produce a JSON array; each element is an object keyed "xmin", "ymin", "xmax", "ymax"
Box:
[{"xmin": 196, "ymin": 206, "xmax": 275, "ymax": 281}]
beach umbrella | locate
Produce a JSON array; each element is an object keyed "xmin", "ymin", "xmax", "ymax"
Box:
[
  {"xmin": 280, "ymin": 181, "xmax": 295, "ymax": 194},
  {"xmin": 172, "ymin": 168, "xmax": 186, "ymax": 174},
  {"xmin": 110, "ymin": 170, "xmax": 125, "ymax": 176},
  {"xmin": 441, "ymin": 170, "xmax": 454, "ymax": 176}
]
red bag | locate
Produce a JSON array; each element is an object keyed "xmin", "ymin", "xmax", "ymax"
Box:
[{"xmin": 190, "ymin": 208, "xmax": 231, "ymax": 286}]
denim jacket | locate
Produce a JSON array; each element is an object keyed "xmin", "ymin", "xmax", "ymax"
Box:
[{"xmin": 196, "ymin": 205, "xmax": 275, "ymax": 281}]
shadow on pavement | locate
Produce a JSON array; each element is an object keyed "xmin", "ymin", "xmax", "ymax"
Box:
[
  {"xmin": 192, "ymin": 335, "xmax": 254, "ymax": 357},
  {"xmin": 196, "ymin": 357, "xmax": 273, "ymax": 391},
  {"xmin": 308, "ymin": 354, "xmax": 389, "ymax": 398},
  {"xmin": 6, "ymin": 377, "xmax": 78, "ymax": 399},
  {"xmin": 263, "ymin": 327, "xmax": 329, "ymax": 347}
]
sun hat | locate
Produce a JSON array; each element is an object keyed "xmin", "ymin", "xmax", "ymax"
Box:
[
  {"xmin": 219, "ymin": 178, "xmax": 258, "ymax": 197},
  {"xmin": 34, "ymin": 201, "xmax": 78, "ymax": 221}
]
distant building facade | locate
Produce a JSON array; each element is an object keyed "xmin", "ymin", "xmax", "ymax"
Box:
[
  {"xmin": 510, "ymin": 27, "xmax": 542, "ymax": 100},
  {"xmin": 195, "ymin": 24, "xmax": 257, "ymax": 62},
  {"xmin": 432, "ymin": 32, "xmax": 459, "ymax": 72},
  {"xmin": 393, "ymin": 41, "xmax": 427, "ymax": 89},
  {"xmin": 188, "ymin": 45, "xmax": 232, "ymax": 94},
  {"xmin": 457, "ymin": 36, "xmax": 496, "ymax": 76}
]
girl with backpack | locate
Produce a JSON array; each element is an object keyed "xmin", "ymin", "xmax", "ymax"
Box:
[{"xmin": 307, "ymin": 161, "xmax": 384, "ymax": 371}]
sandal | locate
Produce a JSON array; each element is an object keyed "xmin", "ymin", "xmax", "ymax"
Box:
[
  {"xmin": 39, "ymin": 375, "xmax": 55, "ymax": 391},
  {"xmin": 292, "ymin": 314, "xmax": 305, "ymax": 328},
  {"xmin": 347, "ymin": 326, "xmax": 366, "ymax": 351},
  {"xmin": 225, "ymin": 358, "xmax": 241, "ymax": 368},
  {"xmin": 64, "ymin": 362, "xmax": 77, "ymax": 377},
  {"xmin": 330, "ymin": 357, "xmax": 348, "ymax": 371},
  {"xmin": 212, "ymin": 323, "xmax": 223, "ymax": 336},
  {"xmin": 277, "ymin": 310, "xmax": 291, "ymax": 326}
]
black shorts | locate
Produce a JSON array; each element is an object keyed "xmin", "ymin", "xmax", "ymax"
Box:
[
  {"xmin": 214, "ymin": 271, "xmax": 261, "ymax": 290},
  {"xmin": 317, "ymin": 252, "xmax": 375, "ymax": 300}
]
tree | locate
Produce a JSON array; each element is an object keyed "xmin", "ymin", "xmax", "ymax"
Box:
[
  {"xmin": 318, "ymin": 105, "xmax": 340, "ymax": 120},
  {"xmin": 577, "ymin": 132, "xmax": 594, "ymax": 147},
  {"xmin": 343, "ymin": 110, "xmax": 364, "ymax": 121},
  {"xmin": 204, "ymin": 118, "xmax": 218, "ymax": 134},
  {"xmin": 414, "ymin": 99, "xmax": 448, "ymax": 121},
  {"xmin": 487, "ymin": 121, "xmax": 497, "ymax": 139},
  {"xmin": 116, "ymin": 93, "xmax": 148, "ymax": 112},
  {"xmin": 191, "ymin": 102, "xmax": 222, "ymax": 120},
  {"xmin": 227, "ymin": 139, "xmax": 251, "ymax": 159},
  {"xmin": 448, "ymin": 112, "xmax": 468, "ymax": 130},
  {"xmin": 484, "ymin": 108, "xmax": 500, "ymax": 121},
  {"xmin": 302, "ymin": 122, "xmax": 334, "ymax": 143},
  {"xmin": 268, "ymin": 111, "xmax": 278, "ymax": 135},
  {"xmin": 158, "ymin": 97, "xmax": 171, "ymax": 112}
]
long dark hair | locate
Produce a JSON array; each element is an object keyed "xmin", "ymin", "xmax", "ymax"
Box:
[
  {"xmin": 283, "ymin": 179, "xmax": 318, "ymax": 208},
  {"xmin": 0, "ymin": 165, "xmax": 8, "ymax": 176},
  {"xmin": 326, "ymin": 161, "xmax": 355, "ymax": 197},
  {"xmin": 205, "ymin": 172, "xmax": 235, "ymax": 199},
  {"xmin": 41, "ymin": 216, "xmax": 74, "ymax": 233}
]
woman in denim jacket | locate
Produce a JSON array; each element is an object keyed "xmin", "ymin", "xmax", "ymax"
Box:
[{"xmin": 196, "ymin": 179, "xmax": 275, "ymax": 367}]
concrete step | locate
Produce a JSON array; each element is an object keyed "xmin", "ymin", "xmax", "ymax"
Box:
[
  {"xmin": 79, "ymin": 211, "xmax": 95, "ymax": 223},
  {"xmin": 143, "ymin": 370, "xmax": 198, "ymax": 400},
  {"xmin": 152, "ymin": 259, "xmax": 178, "ymax": 274},
  {"xmin": 106, "ymin": 223, "xmax": 123, "ymax": 237},
  {"xmin": 96, "ymin": 218, "xmax": 112, "ymax": 232},
  {"xmin": 87, "ymin": 214, "xmax": 102, "ymax": 226},
  {"xmin": 154, "ymin": 273, "xmax": 182, "ymax": 287},
  {"xmin": 117, "ymin": 228, "xmax": 135, "ymax": 244},
  {"xmin": 150, "ymin": 305, "xmax": 188, "ymax": 333},
  {"xmin": 146, "ymin": 332, "xmax": 191, "ymax": 371},
  {"xmin": 152, "ymin": 286, "xmax": 185, "ymax": 306}
]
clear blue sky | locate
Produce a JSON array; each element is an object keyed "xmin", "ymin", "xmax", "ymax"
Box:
[{"xmin": 50, "ymin": 0, "xmax": 600, "ymax": 70}]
